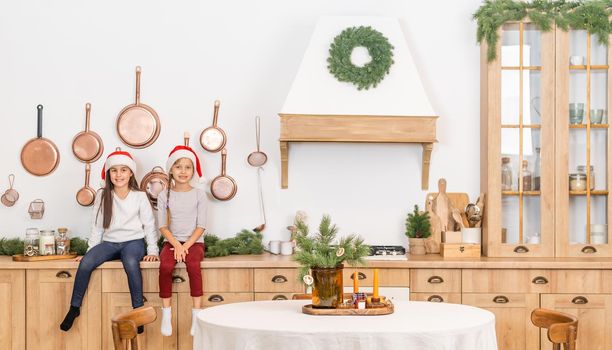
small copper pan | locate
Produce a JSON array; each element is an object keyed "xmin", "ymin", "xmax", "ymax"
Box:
[
  {"xmin": 72, "ymin": 103, "xmax": 104, "ymax": 162},
  {"xmin": 211, "ymin": 149, "xmax": 237, "ymax": 201},
  {"xmin": 116, "ymin": 66, "xmax": 161, "ymax": 149},
  {"xmin": 21, "ymin": 105, "xmax": 60, "ymax": 176},
  {"xmin": 200, "ymin": 100, "xmax": 226, "ymax": 153},
  {"xmin": 76, "ymin": 163, "xmax": 96, "ymax": 207}
]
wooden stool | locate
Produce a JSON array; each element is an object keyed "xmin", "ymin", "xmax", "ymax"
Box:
[
  {"xmin": 111, "ymin": 306, "xmax": 157, "ymax": 350},
  {"xmin": 531, "ymin": 308, "xmax": 578, "ymax": 350}
]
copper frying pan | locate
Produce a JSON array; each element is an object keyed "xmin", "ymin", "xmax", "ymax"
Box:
[
  {"xmin": 116, "ymin": 66, "xmax": 161, "ymax": 148},
  {"xmin": 76, "ymin": 163, "xmax": 96, "ymax": 207},
  {"xmin": 72, "ymin": 103, "xmax": 104, "ymax": 162},
  {"xmin": 200, "ymin": 100, "xmax": 226, "ymax": 152},
  {"xmin": 21, "ymin": 105, "xmax": 60, "ymax": 176},
  {"xmin": 211, "ymin": 149, "xmax": 237, "ymax": 201}
]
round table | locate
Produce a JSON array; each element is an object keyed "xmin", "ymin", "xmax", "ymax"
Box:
[{"xmin": 193, "ymin": 300, "xmax": 498, "ymax": 350}]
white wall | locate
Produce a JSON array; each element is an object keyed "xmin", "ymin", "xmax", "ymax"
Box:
[{"xmin": 0, "ymin": 0, "xmax": 483, "ymax": 246}]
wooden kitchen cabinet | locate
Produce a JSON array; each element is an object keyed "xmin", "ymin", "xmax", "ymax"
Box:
[
  {"xmin": 254, "ymin": 268, "xmax": 303, "ymax": 293},
  {"xmin": 343, "ymin": 268, "xmax": 410, "ymax": 287},
  {"xmin": 27, "ymin": 269, "xmax": 101, "ymax": 350},
  {"xmin": 463, "ymin": 293, "xmax": 539, "ymax": 350},
  {"xmin": 0, "ymin": 270, "xmax": 25, "ymax": 350}
]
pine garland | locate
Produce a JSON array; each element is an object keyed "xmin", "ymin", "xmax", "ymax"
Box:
[
  {"xmin": 474, "ymin": 0, "xmax": 611, "ymax": 62},
  {"xmin": 205, "ymin": 230, "xmax": 264, "ymax": 258},
  {"xmin": 405, "ymin": 205, "xmax": 432, "ymax": 239},
  {"xmin": 293, "ymin": 215, "xmax": 370, "ymax": 281},
  {"xmin": 327, "ymin": 26, "xmax": 395, "ymax": 90}
]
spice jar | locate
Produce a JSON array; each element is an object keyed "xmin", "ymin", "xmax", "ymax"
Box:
[
  {"xmin": 569, "ymin": 173, "xmax": 587, "ymax": 191},
  {"xmin": 39, "ymin": 230, "xmax": 56, "ymax": 256},
  {"xmin": 501, "ymin": 157, "xmax": 513, "ymax": 191},
  {"xmin": 577, "ymin": 165, "xmax": 595, "ymax": 190},
  {"xmin": 24, "ymin": 228, "xmax": 40, "ymax": 257},
  {"xmin": 55, "ymin": 228, "xmax": 70, "ymax": 255}
]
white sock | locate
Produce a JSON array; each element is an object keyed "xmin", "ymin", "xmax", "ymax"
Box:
[
  {"xmin": 161, "ymin": 307, "xmax": 172, "ymax": 336},
  {"xmin": 190, "ymin": 309, "xmax": 200, "ymax": 336}
]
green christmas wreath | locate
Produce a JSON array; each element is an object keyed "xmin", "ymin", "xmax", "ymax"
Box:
[{"xmin": 327, "ymin": 26, "xmax": 394, "ymax": 90}]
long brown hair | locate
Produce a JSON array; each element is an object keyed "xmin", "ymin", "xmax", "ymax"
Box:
[{"xmin": 96, "ymin": 170, "xmax": 141, "ymax": 229}]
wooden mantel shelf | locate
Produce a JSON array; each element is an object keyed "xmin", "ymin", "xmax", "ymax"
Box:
[{"xmin": 278, "ymin": 114, "xmax": 438, "ymax": 190}]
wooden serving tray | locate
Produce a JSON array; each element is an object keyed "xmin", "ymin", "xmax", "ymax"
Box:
[
  {"xmin": 302, "ymin": 301, "xmax": 394, "ymax": 316},
  {"xmin": 12, "ymin": 254, "xmax": 77, "ymax": 262}
]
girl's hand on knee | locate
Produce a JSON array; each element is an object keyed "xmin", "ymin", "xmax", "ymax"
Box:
[
  {"xmin": 74, "ymin": 256, "xmax": 83, "ymax": 262},
  {"xmin": 143, "ymin": 255, "xmax": 159, "ymax": 262}
]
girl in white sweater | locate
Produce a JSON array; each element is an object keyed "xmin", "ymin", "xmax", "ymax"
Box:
[{"xmin": 60, "ymin": 149, "xmax": 159, "ymax": 333}]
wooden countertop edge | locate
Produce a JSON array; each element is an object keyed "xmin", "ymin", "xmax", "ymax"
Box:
[{"xmin": 2, "ymin": 254, "xmax": 612, "ymax": 269}]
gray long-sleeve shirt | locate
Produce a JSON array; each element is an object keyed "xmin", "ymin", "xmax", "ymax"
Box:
[{"xmin": 157, "ymin": 188, "xmax": 207, "ymax": 242}]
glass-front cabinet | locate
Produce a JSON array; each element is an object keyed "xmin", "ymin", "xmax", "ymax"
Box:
[
  {"xmin": 482, "ymin": 22, "xmax": 555, "ymax": 257},
  {"xmin": 482, "ymin": 23, "xmax": 612, "ymax": 257},
  {"xmin": 556, "ymin": 29, "xmax": 611, "ymax": 257}
]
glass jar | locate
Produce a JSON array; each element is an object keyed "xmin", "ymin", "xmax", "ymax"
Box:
[
  {"xmin": 501, "ymin": 157, "xmax": 513, "ymax": 191},
  {"xmin": 39, "ymin": 230, "xmax": 56, "ymax": 256},
  {"xmin": 24, "ymin": 228, "xmax": 40, "ymax": 257},
  {"xmin": 520, "ymin": 160, "xmax": 532, "ymax": 191},
  {"xmin": 55, "ymin": 228, "xmax": 70, "ymax": 255},
  {"xmin": 577, "ymin": 165, "xmax": 595, "ymax": 190},
  {"xmin": 569, "ymin": 173, "xmax": 587, "ymax": 191}
]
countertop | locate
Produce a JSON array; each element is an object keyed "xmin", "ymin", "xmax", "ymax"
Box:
[{"xmin": 3, "ymin": 253, "xmax": 612, "ymax": 269}]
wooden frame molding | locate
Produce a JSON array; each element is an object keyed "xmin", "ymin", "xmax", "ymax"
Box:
[{"xmin": 278, "ymin": 114, "xmax": 438, "ymax": 189}]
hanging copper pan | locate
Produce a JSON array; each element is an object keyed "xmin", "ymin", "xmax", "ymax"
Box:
[
  {"xmin": 72, "ymin": 103, "xmax": 104, "ymax": 162},
  {"xmin": 200, "ymin": 100, "xmax": 226, "ymax": 153},
  {"xmin": 211, "ymin": 149, "xmax": 237, "ymax": 201},
  {"xmin": 140, "ymin": 166, "xmax": 169, "ymax": 210},
  {"xmin": 21, "ymin": 105, "xmax": 60, "ymax": 176},
  {"xmin": 116, "ymin": 66, "xmax": 161, "ymax": 148},
  {"xmin": 76, "ymin": 163, "xmax": 96, "ymax": 207}
]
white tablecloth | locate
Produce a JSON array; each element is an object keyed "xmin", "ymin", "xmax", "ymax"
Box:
[{"xmin": 193, "ymin": 300, "xmax": 498, "ymax": 350}]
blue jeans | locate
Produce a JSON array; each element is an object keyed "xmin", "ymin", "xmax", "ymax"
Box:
[{"xmin": 70, "ymin": 239, "xmax": 146, "ymax": 308}]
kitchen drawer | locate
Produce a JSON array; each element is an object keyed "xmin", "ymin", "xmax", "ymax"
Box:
[
  {"xmin": 254, "ymin": 268, "xmax": 303, "ymax": 292},
  {"xmin": 203, "ymin": 268, "xmax": 253, "ymax": 292},
  {"xmin": 553, "ymin": 270, "xmax": 609, "ymax": 293},
  {"xmin": 410, "ymin": 292, "xmax": 461, "ymax": 304},
  {"xmin": 35, "ymin": 268, "xmax": 79, "ymax": 283},
  {"xmin": 410, "ymin": 269, "xmax": 460, "ymax": 293},
  {"xmin": 462, "ymin": 269, "xmax": 552, "ymax": 293},
  {"xmin": 254, "ymin": 292, "xmax": 298, "ymax": 301},
  {"xmin": 102, "ymin": 269, "xmax": 159, "ymax": 293},
  {"xmin": 202, "ymin": 292, "xmax": 253, "ymax": 307},
  {"xmin": 342, "ymin": 268, "xmax": 409, "ymax": 287}
]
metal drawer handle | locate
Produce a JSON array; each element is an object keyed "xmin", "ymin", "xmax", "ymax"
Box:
[
  {"xmin": 272, "ymin": 275, "xmax": 288, "ymax": 283},
  {"xmin": 514, "ymin": 246, "xmax": 529, "ymax": 253},
  {"xmin": 272, "ymin": 295, "xmax": 288, "ymax": 301},
  {"xmin": 56, "ymin": 271, "xmax": 72, "ymax": 279},
  {"xmin": 427, "ymin": 295, "xmax": 444, "ymax": 303},
  {"xmin": 427, "ymin": 276, "xmax": 444, "ymax": 284},
  {"xmin": 493, "ymin": 295, "xmax": 509, "ymax": 304},
  {"xmin": 172, "ymin": 275, "xmax": 186, "ymax": 283},
  {"xmin": 208, "ymin": 294, "xmax": 224, "ymax": 303},
  {"xmin": 572, "ymin": 296, "xmax": 588, "ymax": 305},
  {"xmin": 581, "ymin": 246, "xmax": 597, "ymax": 254},
  {"xmin": 349, "ymin": 272, "xmax": 367, "ymax": 281},
  {"xmin": 532, "ymin": 276, "xmax": 549, "ymax": 285}
]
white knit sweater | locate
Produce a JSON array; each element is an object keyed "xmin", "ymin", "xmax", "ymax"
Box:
[{"xmin": 88, "ymin": 190, "xmax": 159, "ymax": 256}]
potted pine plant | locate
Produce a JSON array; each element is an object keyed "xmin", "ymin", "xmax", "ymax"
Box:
[
  {"xmin": 405, "ymin": 205, "xmax": 431, "ymax": 255},
  {"xmin": 293, "ymin": 215, "xmax": 370, "ymax": 309}
]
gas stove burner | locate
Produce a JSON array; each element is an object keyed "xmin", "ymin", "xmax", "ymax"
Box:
[{"xmin": 368, "ymin": 245, "xmax": 406, "ymax": 256}]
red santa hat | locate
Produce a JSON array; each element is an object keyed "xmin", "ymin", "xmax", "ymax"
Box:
[
  {"xmin": 101, "ymin": 149, "xmax": 137, "ymax": 181},
  {"xmin": 166, "ymin": 145, "xmax": 203, "ymax": 187}
]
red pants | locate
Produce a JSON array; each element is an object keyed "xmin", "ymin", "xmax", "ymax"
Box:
[{"xmin": 159, "ymin": 242, "xmax": 204, "ymax": 298}]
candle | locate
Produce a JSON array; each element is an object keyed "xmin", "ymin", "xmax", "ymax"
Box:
[
  {"xmin": 353, "ymin": 271, "xmax": 358, "ymax": 293},
  {"xmin": 373, "ymin": 268, "xmax": 379, "ymax": 298}
]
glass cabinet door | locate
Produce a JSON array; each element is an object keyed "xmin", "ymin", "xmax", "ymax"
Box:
[
  {"xmin": 556, "ymin": 29, "xmax": 611, "ymax": 257},
  {"xmin": 483, "ymin": 22, "xmax": 555, "ymax": 257}
]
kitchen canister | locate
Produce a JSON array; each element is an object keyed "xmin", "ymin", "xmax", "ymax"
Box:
[
  {"xmin": 39, "ymin": 230, "xmax": 56, "ymax": 255},
  {"xmin": 461, "ymin": 228, "xmax": 482, "ymax": 244},
  {"xmin": 280, "ymin": 241, "xmax": 294, "ymax": 255},
  {"xmin": 24, "ymin": 228, "xmax": 40, "ymax": 257}
]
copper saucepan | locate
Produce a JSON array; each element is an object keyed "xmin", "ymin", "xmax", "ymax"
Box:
[
  {"xmin": 21, "ymin": 105, "xmax": 60, "ymax": 176},
  {"xmin": 211, "ymin": 149, "xmax": 237, "ymax": 201},
  {"xmin": 116, "ymin": 66, "xmax": 161, "ymax": 149},
  {"xmin": 200, "ymin": 100, "xmax": 226, "ymax": 153},
  {"xmin": 76, "ymin": 163, "xmax": 96, "ymax": 207},
  {"xmin": 140, "ymin": 166, "xmax": 169, "ymax": 210},
  {"xmin": 72, "ymin": 103, "xmax": 104, "ymax": 162}
]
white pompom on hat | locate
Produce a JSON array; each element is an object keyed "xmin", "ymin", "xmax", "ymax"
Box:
[
  {"xmin": 100, "ymin": 149, "xmax": 137, "ymax": 182},
  {"xmin": 166, "ymin": 145, "xmax": 203, "ymax": 188}
]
